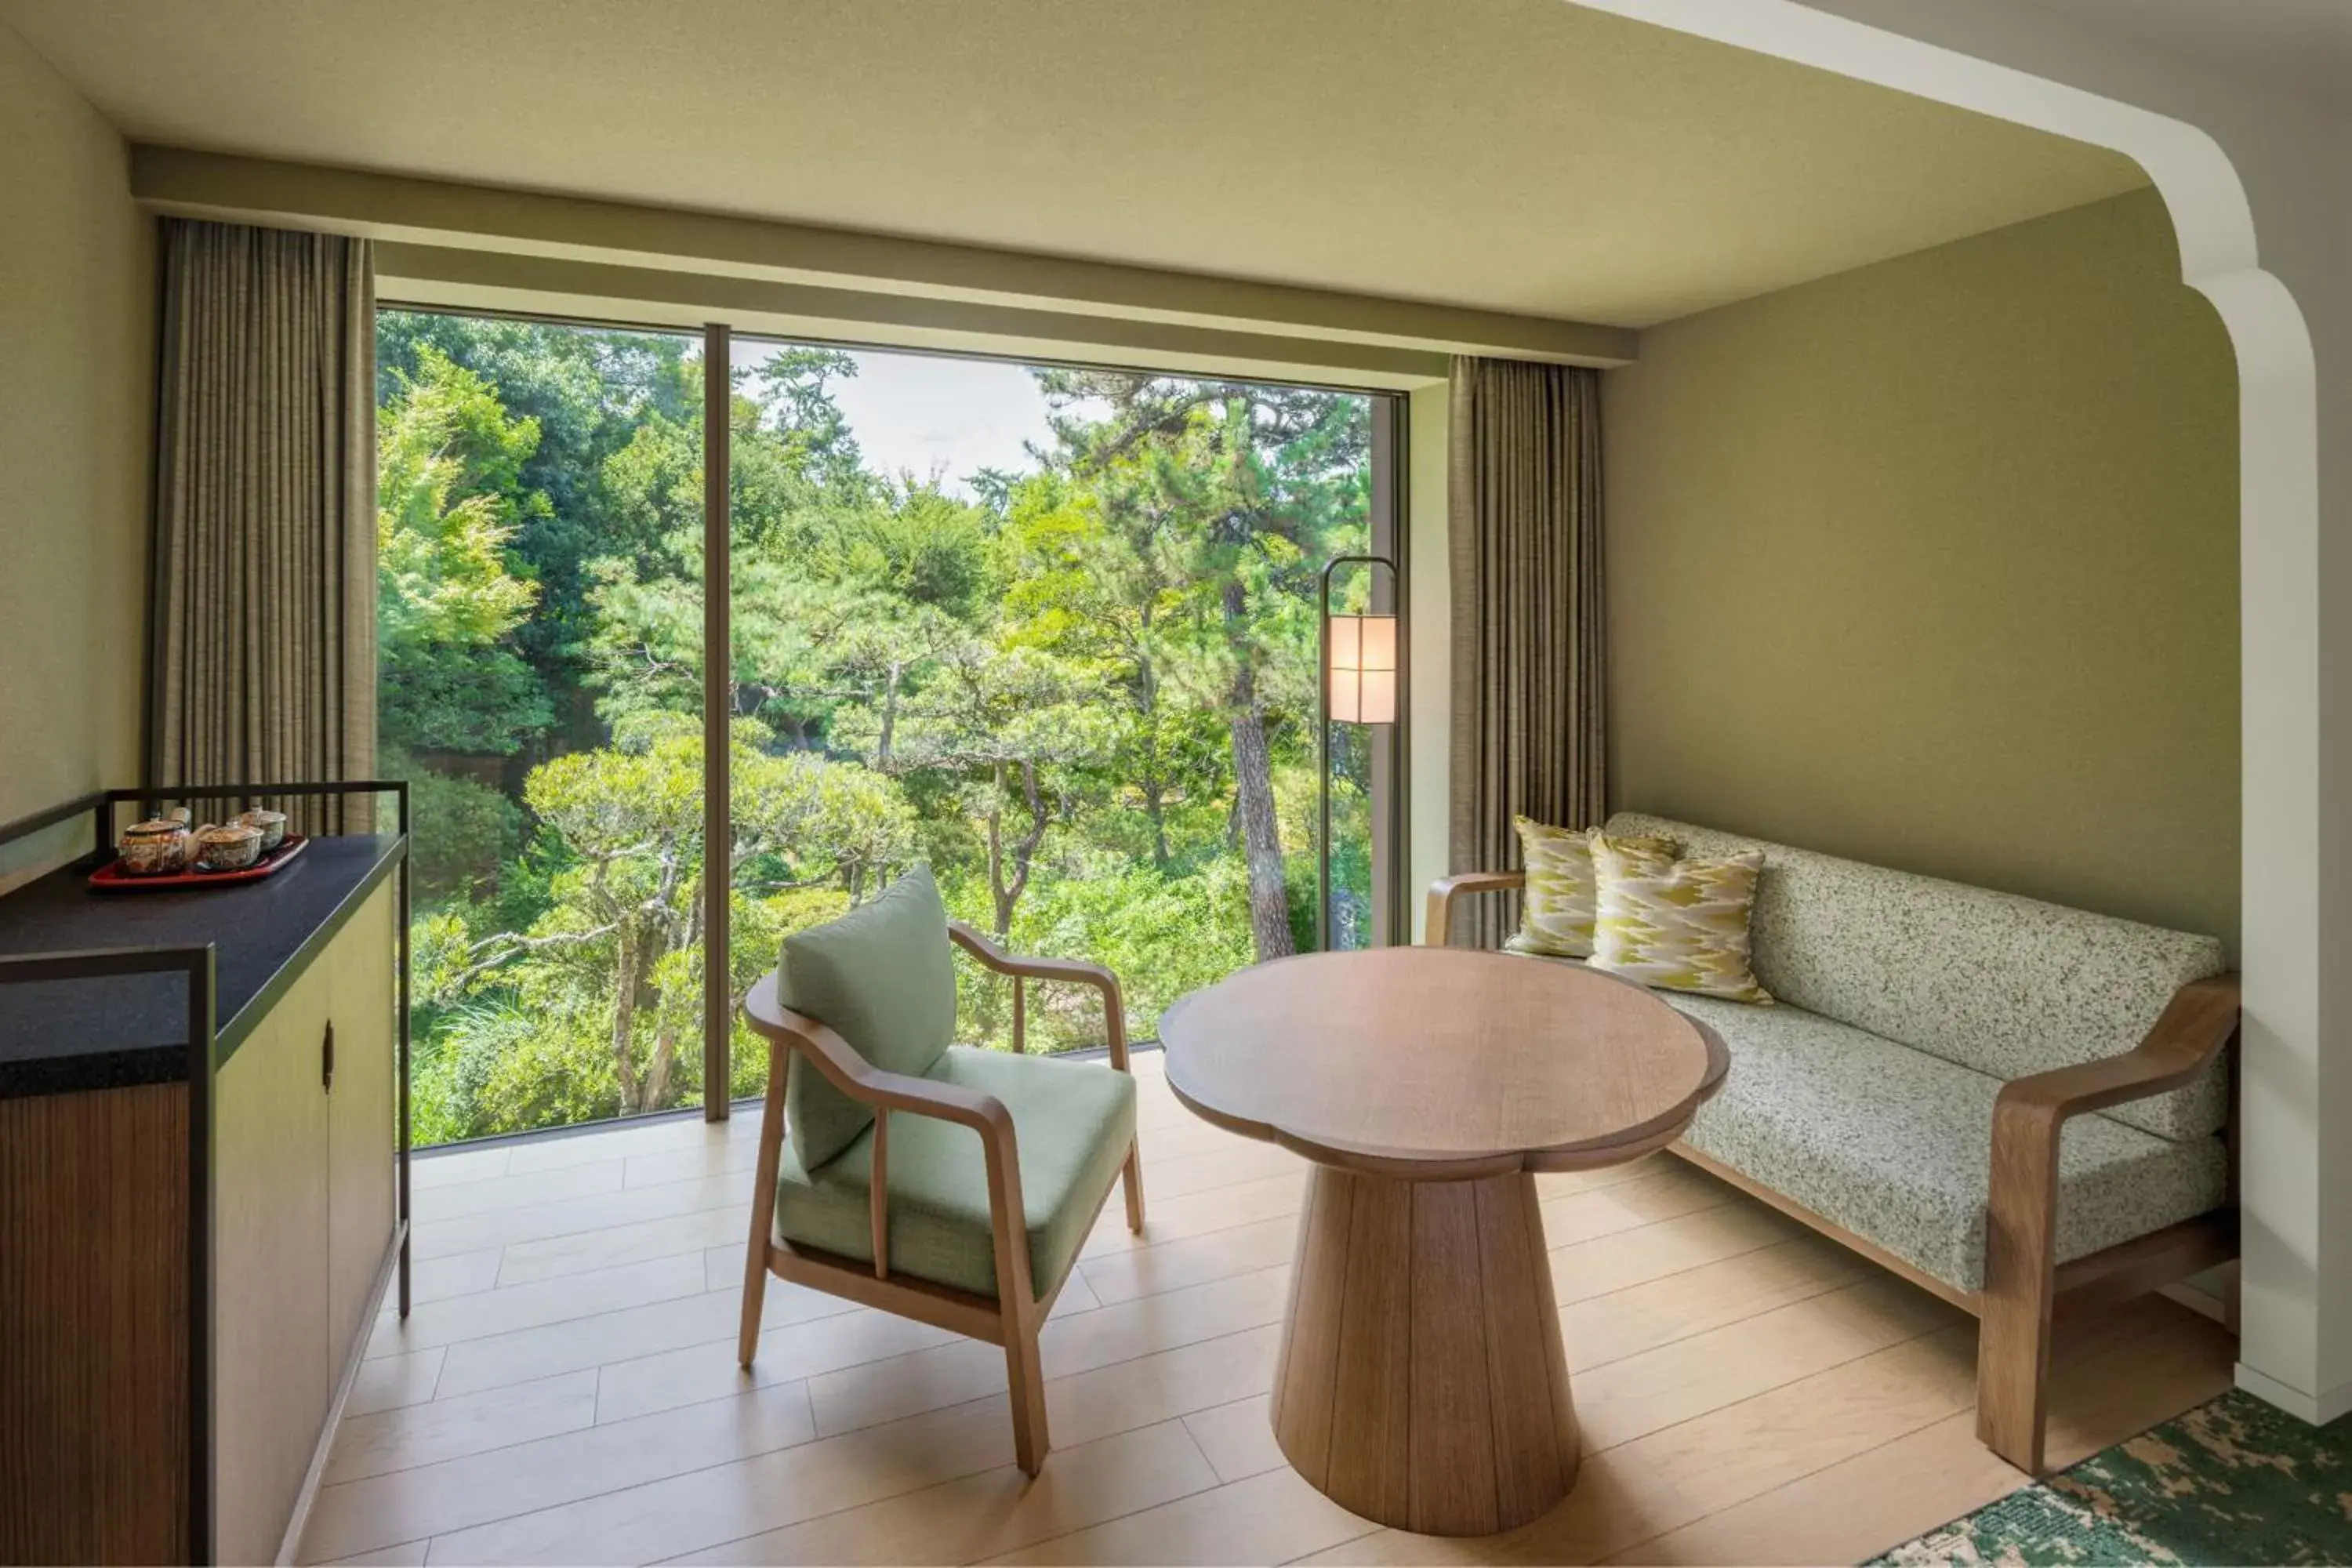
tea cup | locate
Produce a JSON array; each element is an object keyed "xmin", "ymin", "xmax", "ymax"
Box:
[
  {"xmin": 235, "ymin": 808, "xmax": 289, "ymax": 851},
  {"xmin": 191, "ymin": 822, "xmax": 264, "ymax": 873}
]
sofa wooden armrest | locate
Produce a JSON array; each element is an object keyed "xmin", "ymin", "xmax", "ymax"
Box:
[
  {"xmin": 1977, "ymin": 973, "xmax": 2241, "ymax": 1472},
  {"xmin": 947, "ymin": 920, "xmax": 1131, "ymax": 1068},
  {"xmin": 1425, "ymin": 870, "xmax": 1526, "ymax": 946}
]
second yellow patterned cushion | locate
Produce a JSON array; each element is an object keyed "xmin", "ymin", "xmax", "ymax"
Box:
[
  {"xmin": 1508, "ymin": 816, "xmax": 1675, "ymax": 959},
  {"xmin": 1588, "ymin": 835, "xmax": 1774, "ymax": 1004}
]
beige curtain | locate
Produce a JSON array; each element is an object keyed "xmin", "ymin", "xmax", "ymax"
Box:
[
  {"xmin": 1446, "ymin": 356, "xmax": 1606, "ymax": 947},
  {"xmin": 149, "ymin": 220, "xmax": 376, "ymax": 833}
]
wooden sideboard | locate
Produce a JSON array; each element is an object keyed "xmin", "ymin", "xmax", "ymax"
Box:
[{"xmin": 0, "ymin": 802, "xmax": 410, "ymax": 1566}]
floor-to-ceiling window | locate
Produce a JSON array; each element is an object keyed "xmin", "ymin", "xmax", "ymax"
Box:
[
  {"xmin": 380, "ymin": 311, "xmax": 710, "ymax": 1144},
  {"xmin": 722, "ymin": 340, "xmax": 1399, "ymax": 1091},
  {"xmin": 384, "ymin": 307, "xmax": 1403, "ymax": 1146}
]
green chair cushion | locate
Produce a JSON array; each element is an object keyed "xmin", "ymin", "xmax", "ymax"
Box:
[
  {"xmin": 781, "ymin": 866, "xmax": 958, "ymax": 1167},
  {"xmin": 774, "ymin": 1045, "xmax": 1138, "ymax": 1301}
]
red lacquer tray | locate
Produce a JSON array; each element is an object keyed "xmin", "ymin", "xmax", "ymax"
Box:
[{"xmin": 89, "ymin": 835, "xmax": 310, "ymax": 892}]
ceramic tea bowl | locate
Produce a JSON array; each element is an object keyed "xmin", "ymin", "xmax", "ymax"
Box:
[
  {"xmin": 191, "ymin": 822, "xmax": 265, "ymax": 873},
  {"xmin": 235, "ymin": 808, "xmax": 289, "ymax": 851}
]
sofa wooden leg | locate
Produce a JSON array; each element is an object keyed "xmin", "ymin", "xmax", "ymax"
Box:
[
  {"xmin": 1978, "ymin": 1097, "xmax": 2062, "ymax": 1474},
  {"xmin": 1122, "ymin": 1139, "xmax": 1146, "ymax": 1235},
  {"xmin": 1976, "ymin": 1276, "xmax": 2054, "ymax": 1473},
  {"xmin": 1004, "ymin": 1314, "xmax": 1050, "ymax": 1475}
]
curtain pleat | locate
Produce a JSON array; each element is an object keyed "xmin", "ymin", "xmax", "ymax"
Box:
[
  {"xmin": 1446, "ymin": 357, "xmax": 1606, "ymax": 948},
  {"xmin": 150, "ymin": 220, "xmax": 376, "ymax": 833}
]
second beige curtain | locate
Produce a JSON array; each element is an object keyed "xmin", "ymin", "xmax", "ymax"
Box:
[
  {"xmin": 1446, "ymin": 356, "xmax": 1606, "ymax": 947},
  {"xmin": 148, "ymin": 219, "xmax": 376, "ymax": 831}
]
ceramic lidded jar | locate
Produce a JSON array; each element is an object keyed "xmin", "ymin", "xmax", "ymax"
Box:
[
  {"xmin": 235, "ymin": 808, "xmax": 289, "ymax": 851},
  {"xmin": 190, "ymin": 822, "xmax": 265, "ymax": 873},
  {"xmin": 118, "ymin": 811, "xmax": 192, "ymax": 875}
]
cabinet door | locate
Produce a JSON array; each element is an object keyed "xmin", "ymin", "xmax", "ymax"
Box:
[
  {"xmin": 326, "ymin": 881, "xmax": 399, "ymax": 1367},
  {"xmin": 212, "ymin": 953, "xmax": 332, "ymax": 1567}
]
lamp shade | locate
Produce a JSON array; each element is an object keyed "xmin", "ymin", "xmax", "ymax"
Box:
[{"xmin": 1327, "ymin": 612, "xmax": 1399, "ymax": 724}]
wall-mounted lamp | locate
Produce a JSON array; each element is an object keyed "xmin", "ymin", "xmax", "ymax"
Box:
[{"xmin": 1318, "ymin": 554, "xmax": 1403, "ymax": 955}]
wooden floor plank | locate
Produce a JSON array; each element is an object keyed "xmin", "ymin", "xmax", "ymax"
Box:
[
  {"xmin": 982, "ymin": 1466, "xmax": 1381, "ymax": 1566},
  {"xmin": 345, "ymin": 1348, "xmax": 447, "ymax": 1420},
  {"xmin": 499, "ymin": 1204, "xmax": 753, "ymax": 1288},
  {"xmin": 623, "ymin": 1136, "xmax": 767, "ymax": 1190},
  {"xmin": 1549, "ymin": 1202, "xmax": 1806, "ymax": 1305},
  {"xmin": 430, "ymin": 1286, "xmax": 810, "ymax": 1401},
  {"xmin": 410, "ymin": 1248, "xmax": 506, "ymax": 1305},
  {"xmin": 1536, "ymin": 1163, "xmax": 1737, "ymax": 1249},
  {"xmin": 1078, "ymin": 1171, "xmax": 1308, "ymax": 1260},
  {"xmin": 411, "ymin": 1159, "xmax": 627, "ymax": 1221},
  {"xmin": 299, "ymin": 1380, "xmax": 815, "ymax": 1562},
  {"xmin": 412, "ymin": 1173, "xmax": 742, "ymax": 1261},
  {"xmin": 665, "ymin": 1418, "xmax": 1221, "ymax": 1566},
  {"xmin": 1145, "ymin": 1140, "xmax": 1308, "ymax": 1202},
  {"xmin": 1571, "ymin": 1274, "xmax": 1964, "ymax": 1453},
  {"xmin": 325, "ymin": 1371, "xmax": 601, "ymax": 1486},
  {"xmin": 596, "ymin": 1299, "xmax": 956, "ymax": 1426},
  {"xmin": 1559, "ymin": 1236, "xmax": 1868, "ymax": 1370},
  {"xmin": 1602, "ymin": 1411, "xmax": 2026, "ymax": 1565},
  {"xmin": 1183, "ymin": 1394, "xmax": 1287, "ymax": 1484},
  {"xmin": 805, "ymin": 1267, "xmax": 1290, "ymax": 1437},
  {"xmin": 368, "ymin": 1254, "xmax": 709, "ymax": 1356},
  {"xmin": 1077, "ymin": 1214, "xmax": 1300, "ymax": 1306},
  {"xmin": 408, "ymin": 1145, "xmax": 513, "ymax": 1189},
  {"xmin": 416, "ymin": 1398, "xmax": 1008, "ymax": 1567}
]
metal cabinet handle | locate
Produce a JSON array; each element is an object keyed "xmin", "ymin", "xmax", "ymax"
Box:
[{"xmin": 322, "ymin": 1020, "xmax": 336, "ymax": 1092}]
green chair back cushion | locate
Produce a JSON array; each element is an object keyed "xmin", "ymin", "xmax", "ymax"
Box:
[{"xmin": 781, "ymin": 866, "xmax": 958, "ymax": 1167}]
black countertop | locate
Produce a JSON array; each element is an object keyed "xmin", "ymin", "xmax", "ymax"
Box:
[{"xmin": 0, "ymin": 835, "xmax": 404, "ymax": 1098}]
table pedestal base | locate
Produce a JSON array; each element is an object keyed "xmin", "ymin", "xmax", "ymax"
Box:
[{"xmin": 1270, "ymin": 1165, "xmax": 1579, "ymax": 1537}]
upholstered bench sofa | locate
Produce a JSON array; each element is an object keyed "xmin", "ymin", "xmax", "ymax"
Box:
[{"xmin": 1428, "ymin": 812, "xmax": 2240, "ymax": 1474}]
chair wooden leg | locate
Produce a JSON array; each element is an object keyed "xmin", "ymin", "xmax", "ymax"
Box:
[
  {"xmin": 741, "ymin": 1048, "xmax": 790, "ymax": 1370},
  {"xmin": 739, "ymin": 1243, "xmax": 770, "ymax": 1369},
  {"xmin": 1004, "ymin": 1310, "xmax": 1050, "ymax": 1475},
  {"xmin": 1122, "ymin": 1139, "xmax": 1146, "ymax": 1235}
]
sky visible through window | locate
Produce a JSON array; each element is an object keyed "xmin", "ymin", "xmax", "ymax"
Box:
[{"xmin": 800, "ymin": 347, "xmax": 1056, "ymax": 498}]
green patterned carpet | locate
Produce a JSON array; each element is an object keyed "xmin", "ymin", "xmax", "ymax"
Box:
[{"xmin": 1871, "ymin": 1392, "xmax": 2352, "ymax": 1566}]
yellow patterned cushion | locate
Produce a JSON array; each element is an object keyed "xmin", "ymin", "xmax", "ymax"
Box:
[
  {"xmin": 1588, "ymin": 835, "xmax": 1774, "ymax": 1004},
  {"xmin": 1508, "ymin": 816, "xmax": 1675, "ymax": 959}
]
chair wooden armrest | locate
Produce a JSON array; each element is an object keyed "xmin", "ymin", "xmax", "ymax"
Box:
[
  {"xmin": 1425, "ymin": 870, "xmax": 1526, "ymax": 946},
  {"xmin": 1976, "ymin": 972, "xmax": 2240, "ymax": 1472},
  {"xmin": 947, "ymin": 920, "xmax": 1130, "ymax": 1068}
]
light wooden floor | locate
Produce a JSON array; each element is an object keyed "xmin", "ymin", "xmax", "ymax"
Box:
[{"xmin": 303, "ymin": 1051, "xmax": 2235, "ymax": 1567}]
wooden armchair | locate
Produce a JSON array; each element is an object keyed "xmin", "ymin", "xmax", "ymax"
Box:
[{"xmin": 739, "ymin": 915, "xmax": 1144, "ymax": 1476}]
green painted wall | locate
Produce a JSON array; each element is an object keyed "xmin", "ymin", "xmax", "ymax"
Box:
[
  {"xmin": 0, "ymin": 23, "xmax": 154, "ymax": 887},
  {"xmin": 1604, "ymin": 189, "xmax": 2240, "ymax": 949}
]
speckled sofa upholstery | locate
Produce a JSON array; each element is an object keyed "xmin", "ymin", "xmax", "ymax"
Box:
[
  {"xmin": 1428, "ymin": 811, "xmax": 2240, "ymax": 1472},
  {"xmin": 1604, "ymin": 813, "xmax": 2230, "ymax": 1295}
]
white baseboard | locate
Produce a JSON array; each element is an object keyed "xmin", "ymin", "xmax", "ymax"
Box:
[
  {"xmin": 2234, "ymin": 1360, "xmax": 2352, "ymax": 1425},
  {"xmin": 2158, "ymin": 1280, "xmax": 2230, "ymax": 1327}
]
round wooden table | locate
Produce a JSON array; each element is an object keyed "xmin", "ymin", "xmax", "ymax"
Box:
[{"xmin": 1158, "ymin": 947, "xmax": 1729, "ymax": 1537}]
